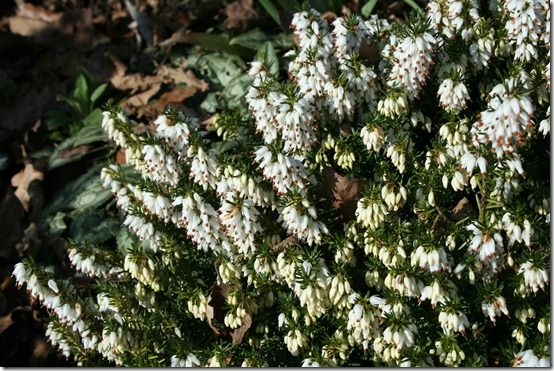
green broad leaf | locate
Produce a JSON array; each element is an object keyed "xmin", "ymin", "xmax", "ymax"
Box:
[
  {"xmin": 70, "ymin": 210, "xmax": 120, "ymax": 243},
  {"xmin": 276, "ymin": 0, "xmax": 297, "ymax": 10},
  {"xmin": 200, "ymin": 92, "xmax": 220, "ymax": 113},
  {"xmin": 257, "ymin": 0, "xmax": 280, "ymax": 26},
  {"xmin": 46, "ymin": 211, "xmax": 67, "ymax": 236},
  {"xmin": 57, "ymin": 95, "xmax": 83, "ymax": 117},
  {"xmin": 0, "ymin": 152, "xmax": 8, "ymax": 171},
  {"xmin": 39, "ymin": 164, "xmax": 112, "ymax": 229},
  {"xmin": 74, "ymin": 73, "xmax": 90, "ymax": 113},
  {"xmin": 230, "ymin": 29, "xmax": 270, "ymax": 50},
  {"xmin": 402, "ymin": 0, "xmax": 424, "ymax": 14},
  {"xmin": 116, "ymin": 227, "xmax": 138, "ymax": 254},
  {"xmin": 90, "ymin": 83, "xmax": 108, "ymax": 104},
  {"xmin": 256, "ymin": 41, "xmax": 279, "ymax": 74},
  {"xmin": 222, "ymin": 75, "xmax": 252, "ymax": 107},
  {"xmin": 48, "ymin": 116, "xmax": 108, "ymax": 170},
  {"xmin": 200, "ymin": 54, "xmax": 247, "ymax": 87},
  {"xmin": 361, "ymin": 0, "xmax": 378, "ymax": 17},
  {"xmin": 45, "ymin": 110, "xmax": 72, "ymax": 131},
  {"xmin": 271, "ymin": 33, "xmax": 295, "ymax": 49},
  {"xmin": 176, "ymin": 33, "xmax": 253, "ymax": 58},
  {"xmin": 82, "ymin": 108, "xmax": 103, "ymax": 127}
]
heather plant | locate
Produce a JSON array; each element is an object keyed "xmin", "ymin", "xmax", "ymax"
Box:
[{"xmin": 13, "ymin": 0, "xmax": 550, "ymax": 367}]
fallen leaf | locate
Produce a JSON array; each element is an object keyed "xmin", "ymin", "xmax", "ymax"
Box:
[
  {"xmin": 319, "ymin": 167, "xmax": 366, "ymax": 220},
  {"xmin": 452, "ymin": 197, "xmax": 472, "ymax": 221},
  {"xmin": 57, "ymin": 144, "xmax": 95, "ymax": 160},
  {"xmin": 29, "ymin": 339, "xmax": 51, "ymax": 366},
  {"xmin": 0, "ymin": 306, "xmax": 30, "ymax": 336},
  {"xmin": 139, "ymin": 87, "xmax": 198, "ymax": 117},
  {"xmin": 231, "ymin": 312, "xmax": 252, "ymax": 345},
  {"xmin": 205, "ymin": 303, "xmax": 222, "ymax": 336},
  {"xmin": 452, "ymin": 197, "xmax": 470, "ymax": 215},
  {"xmin": 0, "ymin": 191, "xmax": 25, "ymax": 258},
  {"xmin": 206, "ymin": 283, "xmax": 232, "ymax": 337},
  {"xmin": 223, "ymin": 0, "xmax": 259, "ymax": 31},
  {"xmin": 11, "ymin": 163, "xmax": 44, "ymax": 211},
  {"xmin": 270, "ymin": 235, "xmax": 298, "ymax": 255},
  {"xmin": 124, "ymin": 84, "xmax": 162, "ymax": 112},
  {"xmin": 157, "ymin": 66, "xmax": 209, "ymax": 92},
  {"xmin": 16, "ymin": 3, "xmax": 62, "ymax": 23},
  {"xmin": 15, "ymin": 223, "xmax": 41, "ymax": 257},
  {"xmin": 360, "ymin": 40, "xmax": 380, "ymax": 65},
  {"xmin": 108, "ymin": 54, "xmax": 166, "ymax": 92},
  {"xmin": 8, "ymin": 16, "xmax": 49, "ymax": 37},
  {"xmin": 0, "ymin": 312, "xmax": 14, "ymax": 336},
  {"xmin": 115, "ymin": 148, "xmax": 126, "ymax": 164},
  {"xmin": 322, "ymin": 11, "xmax": 338, "ymax": 23}
]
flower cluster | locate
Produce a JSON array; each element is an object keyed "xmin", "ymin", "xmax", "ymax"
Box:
[{"xmin": 14, "ymin": 2, "xmax": 550, "ymax": 367}]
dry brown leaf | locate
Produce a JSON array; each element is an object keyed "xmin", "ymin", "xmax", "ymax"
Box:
[
  {"xmin": 138, "ymin": 87, "xmax": 198, "ymax": 118},
  {"xmin": 223, "ymin": 0, "xmax": 259, "ymax": 31},
  {"xmin": 453, "ymin": 197, "xmax": 469, "ymax": 214},
  {"xmin": 108, "ymin": 54, "xmax": 167, "ymax": 93},
  {"xmin": 319, "ymin": 167, "xmax": 366, "ymax": 220},
  {"xmin": 16, "ymin": 3, "xmax": 62, "ymax": 23},
  {"xmin": 0, "ymin": 306, "xmax": 30, "ymax": 336},
  {"xmin": 29, "ymin": 339, "xmax": 51, "ymax": 366},
  {"xmin": 115, "ymin": 148, "xmax": 127, "ymax": 164},
  {"xmin": 360, "ymin": 40, "xmax": 380, "ymax": 65},
  {"xmin": 157, "ymin": 66, "xmax": 209, "ymax": 92},
  {"xmin": 0, "ymin": 312, "xmax": 14, "ymax": 336},
  {"xmin": 15, "ymin": 223, "xmax": 41, "ymax": 257},
  {"xmin": 322, "ymin": 11, "xmax": 337, "ymax": 23},
  {"xmin": 206, "ymin": 284, "xmax": 232, "ymax": 337},
  {"xmin": 10, "ymin": 163, "xmax": 44, "ymax": 211},
  {"xmin": 124, "ymin": 84, "xmax": 162, "ymax": 111},
  {"xmin": 231, "ymin": 312, "xmax": 252, "ymax": 345},
  {"xmin": 155, "ymin": 87, "xmax": 197, "ymax": 108},
  {"xmin": 58, "ymin": 144, "xmax": 94, "ymax": 160},
  {"xmin": 205, "ymin": 302, "xmax": 222, "ymax": 336},
  {"xmin": 8, "ymin": 16, "xmax": 50, "ymax": 36}
]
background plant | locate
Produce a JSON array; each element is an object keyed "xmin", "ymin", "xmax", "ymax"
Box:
[{"xmin": 12, "ymin": 0, "xmax": 550, "ymax": 367}]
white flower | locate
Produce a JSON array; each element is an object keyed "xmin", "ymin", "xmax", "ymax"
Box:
[
  {"xmin": 381, "ymin": 183, "xmax": 408, "ymax": 211},
  {"xmin": 539, "ymin": 109, "xmax": 550, "ymax": 135},
  {"xmin": 438, "ymin": 309, "xmax": 470, "ymax": 334},
  {"xmin": 356, "ymin": 196, "xmax": 388, "ymax": 230},
  {"xmin": 438, "ymin": 78, "xmax": 470, "ymax": 111},
  {"xmin": 154, "ymin": 113, "xmax": 196, "ymax": 157},
  {"xmin": 254, "ymin": 146, "xmax": 310, "ymax": 194},
  {"xmin": 173, "ymin": 193, "xmax": 230, "ymax": 253},
  {"xmin": 377, "ymin": 94, "xmax": 409, "ymax": 117},
  {"xmin": 512, "ymin": 349, "xmax": 550, "ymax": 367},
  {"xmin": 284, "ymin": 329, "xmax": 308, "ymax": 356},
  {"xmin": 504, "ymin": 0, "xmax": 545, "ymax": 62},
  {"xmin": 386, "ymin": 32, "xmax": 436, "ymax": 99},
  {"xmin": 502, "ymin": 213, "xmax": 533, "ymax": 247},
  {"xmin": 382, "ymin": 322, "xmax": 417, "ymax": 350},
  {"xmin": 420, "ymin": 280, "xmax": 447, "ymax": 307},
  {"xmin": 301, "ymin": 358, "xmax": 320, "ymax": 367},
  {"xmin": 518, "ymin": 261, "xmax": 549, "ymax": 293},
  {"xmin": 219, "ymin": 196, "xmax": 262, "ymax": 256},
  {"xmin": 279, "ymin": 199, "xmax": 328, "ymax": 246},
  {"xmin": 347, "ymin": 303, "xmax": 378, "ymax": 350},
  {"xmin": 473, "ymin": 77, "xmax": 534, "ymax": 158},
  {"xmin": 410, "ymin": 245, "xmax": 449, "ymax": 273},
  {"xmin": 481, "ymin": 296, "xmax": 509, "ymax": 323},
  {"xmin": 188, "ymin": 146, "xmax": 220, "ymax": 191},
  {"xmin": 361, "ymin": 125, "xmax": 385, "ymax": 152},
  {"xmin": 466, "ymin": 222, "xmax": 503, "ymax": 270},
  {"xmin": 276, "ymin": 95, "xmax": 318, "ymax": 154}
]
